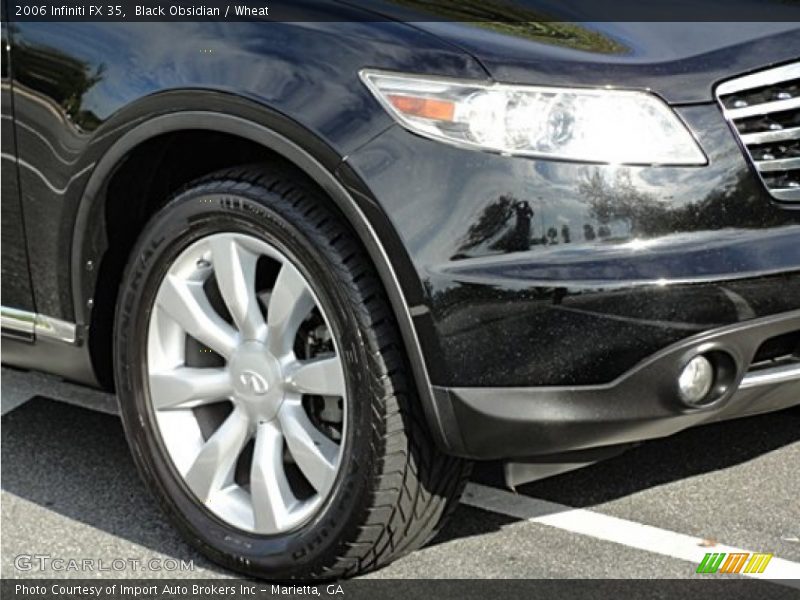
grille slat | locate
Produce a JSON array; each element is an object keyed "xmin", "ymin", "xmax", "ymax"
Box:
[
  {"xmin": 725, "ymin": 95, "xmax": 800, "ymax": 120},
  {"xmin": 741, "ymin": 126, "xmax": 800, "ymax": 145},
  {"xmin": 756, "ymin": 156, "xmax": 800, "ymax": 172},
  {"xmin": 716, "ymin": 62, "xmax": 800, "ymax": 203},
  {"xmin": 772, "ymin": 188, "xmax": 800, "ymax": 201},
  {"xmin": 717, "ymin": 62, "xmax": 800, "ymax": 96}
]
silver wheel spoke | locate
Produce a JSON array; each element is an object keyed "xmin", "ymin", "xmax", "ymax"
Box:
[
  {"xmin": 267, "ymin": 263, "xmax": 314, "ymax": 356},
  {"xmin": 285, "ymin": 356, "xmax": 345, "ymax": 397},
  {"xmin": 157, "ymin": 274, "xmax": 238, "ymax": 358},
  {"xmin": 150, "ymin": 367, "xmax": 232, "ymax": 410},
  {"xmin": 210, "ymin": 235, "xmax": 267, "ymax": 342},
  {"xmin": 279, "ymin": 400, "xmax": 338, "ymax": 493},
  {"xmin": 250, "ymin": 421, "xmax": 296, "ymax": 534},
  {"xmin": 185, "ymin": 409, "xmax": 250, "ymax": 503}
]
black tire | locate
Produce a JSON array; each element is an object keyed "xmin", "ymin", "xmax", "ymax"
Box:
[{"xmin": 114, "ymin": 163, "xmax": 471, "ymax": 579}]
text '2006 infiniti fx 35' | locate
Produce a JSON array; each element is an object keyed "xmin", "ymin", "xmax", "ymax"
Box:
[{"xmin": 1, "ymin": 11, "xmax": 800, "ymax": 579}]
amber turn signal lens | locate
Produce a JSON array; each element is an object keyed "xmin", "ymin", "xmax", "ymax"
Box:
[{"xmin": 386, "ymin": 94, "xmax": 456, "ymax": 122}]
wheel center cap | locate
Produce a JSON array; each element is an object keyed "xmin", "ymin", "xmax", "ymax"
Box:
[
  {"xmin": 229, "ymin": 341, "xmax": 283, "ymax": 422},
  {"xmin": 238, "ymin": 370, "xmax": 269, "ymax": 395}
]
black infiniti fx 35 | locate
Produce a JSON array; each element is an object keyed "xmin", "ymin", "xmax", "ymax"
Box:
[{"xmin": 1, "ymin": 12, "xmax": 799, "ymax": 579}]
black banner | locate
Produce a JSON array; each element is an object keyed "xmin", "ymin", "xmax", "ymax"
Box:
[
  {"xmin": 3, "ymin": 579, "xmax": 800, "ymax": 600},
  {"xmin": 3, "ymin": 0, "xmax": 800, "ymax": 22}
]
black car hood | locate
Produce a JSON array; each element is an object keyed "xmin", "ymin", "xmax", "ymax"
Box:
[
  {"xmin": 410, "ymin": 22, "xmax": 800, "ymax": 103},
  {"xmin": 344, "ymin": 1, "xmax": 800, "ymax": 103}
]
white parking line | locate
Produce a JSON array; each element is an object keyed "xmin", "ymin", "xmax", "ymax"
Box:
[{"xmin": 463, "ymin": 483, "xmax": 800, "ymax": 585}]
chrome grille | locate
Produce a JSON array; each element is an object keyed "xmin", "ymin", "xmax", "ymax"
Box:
[{"xmin": 716, "ymin": 62, "xmax": 800, "ymax": 202}]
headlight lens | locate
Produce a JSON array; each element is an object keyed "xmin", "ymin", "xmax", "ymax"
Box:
[{"xmin": 360, "ymin": 70, "xmax": 706, "ymax": 166}]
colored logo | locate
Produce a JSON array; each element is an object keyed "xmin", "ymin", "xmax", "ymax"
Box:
[{"xmin": 696, "ymin": 552, "xmax": 773, "ymax": 574}]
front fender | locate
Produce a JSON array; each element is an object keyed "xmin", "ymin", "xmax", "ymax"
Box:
[{"xmin": 71, "ymin": 98, "xmax": 451, "ymax": 450}]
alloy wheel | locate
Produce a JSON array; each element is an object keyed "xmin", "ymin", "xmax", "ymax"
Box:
[{"xmin": 146, "ymin": 232, "xmax": 346, "ymax": 534}]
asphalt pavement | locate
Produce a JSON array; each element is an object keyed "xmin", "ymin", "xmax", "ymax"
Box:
[{"xmin": 2, "ymin": 367, "xmax": 799, "ymax": 588}]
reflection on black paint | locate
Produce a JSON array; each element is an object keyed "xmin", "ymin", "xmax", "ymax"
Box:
[
  {"xmin": 578, "ymin": 168, "xmax": 790, "ymax": 240},
  {"xmin": 450, "ymin": 162, "xmax": 796, "ymax": 264},
  {"xmin": 580, "ymin": 170, "xmax": 660, "ymax": 239},
  {"xmin": 1, "ymin": 23, "xmax": 36, "ymax": 311},
  {"xmin": 424, "ymin": 272, "xmax": 800, "ymax": 387},
  {"xmin": 13, "ymin": 29, "xmax": 104, "ymax": 130},
  {"xmin": 454, "ymin": 194, "xmax": 517, "ymax": 257},
  {"xmin": 385, "ymin": 1, "xmax": 628, "ymax": 54},
  {"xmin": 453, "ymin": 196, "xmax": 580, "ymax": 259},
  {"xmin": 453, "ymin": 196, "xmax": 538, "ymax": 257}
]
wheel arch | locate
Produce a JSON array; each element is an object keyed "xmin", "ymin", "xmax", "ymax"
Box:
[{"xmin": 72, "ymin": 98, "xmax": 453, "ymax": 449}]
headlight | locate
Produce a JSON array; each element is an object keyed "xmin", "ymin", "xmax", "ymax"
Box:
[{"xmin": 360, "ymin": 70, "xmax": 706, "ymax": 166}]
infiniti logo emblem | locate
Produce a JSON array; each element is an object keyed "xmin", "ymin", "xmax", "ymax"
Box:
[{"xmin": 239, "ymin": 370, "xmax": 269, "ymax": 395}]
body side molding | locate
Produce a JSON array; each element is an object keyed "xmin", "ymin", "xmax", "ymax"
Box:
[{"xmin": 1, "ymin": 306, "xmax": 77, "ymax": 344}]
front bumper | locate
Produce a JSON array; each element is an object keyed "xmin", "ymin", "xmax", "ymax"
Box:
[
  {"xmin": 345, "ymin": 93, "xmax": 800, "ymax": 459},
  {"xmin": 346, "ymin": 103, "xmax": 800, "ymax": 389},
  {"xmin": 433, "ymin": 310, "xmax": 800, "ymax": 459}
]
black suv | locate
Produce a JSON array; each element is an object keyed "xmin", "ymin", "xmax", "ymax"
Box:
[{"xmin": 1, "ymin": 11, "xmax": 799, "ymax": 580}]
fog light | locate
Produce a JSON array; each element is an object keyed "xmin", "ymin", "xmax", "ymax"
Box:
[{"xmin": 678, "ymin": 356, "xmax": 715, "ymax": 405}]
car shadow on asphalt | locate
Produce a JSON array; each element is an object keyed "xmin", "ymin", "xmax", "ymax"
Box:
[
  {"xmin": 431, "ymin": 406, "xmax": 800, "ymax": 546},
  {"xmin": 512, "ymin": 407, "xmax": 800, "ymax": 507},
  {"xmin": 2, "ymin": 397, "xmax": 798, "ymax": 561}
]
